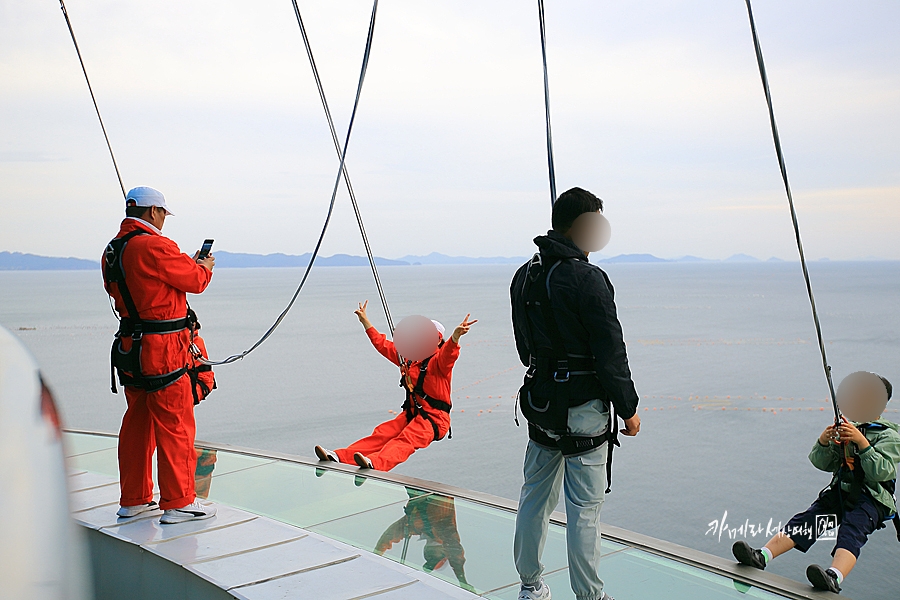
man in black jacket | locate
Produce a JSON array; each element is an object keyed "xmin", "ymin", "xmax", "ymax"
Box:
[{"xmin": 510, "ymin": 187, "xmax": 640, "ymax": 600}]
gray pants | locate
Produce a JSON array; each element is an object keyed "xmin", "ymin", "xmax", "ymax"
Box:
[{"xmin": 513, "ymin": 439, "xmax": 607, "ymax": 600}]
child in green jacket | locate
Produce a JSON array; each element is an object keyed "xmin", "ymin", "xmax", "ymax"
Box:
[{"xmin": 733, "ymin": 372, "xmax": 900, "ymax": 593}]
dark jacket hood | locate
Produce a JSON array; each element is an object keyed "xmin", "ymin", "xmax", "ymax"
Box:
[{"xmin": 534, "ymin": 230, "xmax": 588, "ymax": 262}]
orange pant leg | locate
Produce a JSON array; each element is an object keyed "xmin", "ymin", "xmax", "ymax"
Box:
[
  {"xmin": 145, "ymin": 376, "xmax": 197, "ymax": 510},
  {"xmin": 336, "ymin": 412, "xmax": 409, "ymax": 465},
  {"xmin": 368, "ymin": 414, "xmax": 436, "ymax": 471},
  {"xmin": 119, "ymin": 387, "xmax": 156, "ymax": 506}
]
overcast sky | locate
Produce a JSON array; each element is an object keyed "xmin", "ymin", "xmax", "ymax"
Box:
[{"xmin": 2, "ymin": 1, "xmax": 898, "ymax": 261}]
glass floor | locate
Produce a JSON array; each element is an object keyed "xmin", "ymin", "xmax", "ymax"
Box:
[{"xmin": 63, "ymin": 431, "xmax": 795, "ymax": 600}]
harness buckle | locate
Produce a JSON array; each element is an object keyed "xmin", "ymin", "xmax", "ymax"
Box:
[
  {"xmin": 525, "ymin": 356, "xmax": 537, "ymax": 380},
  {"xmin": 553, "ymin": 360, "xmax": 569, "ymax": 383}
]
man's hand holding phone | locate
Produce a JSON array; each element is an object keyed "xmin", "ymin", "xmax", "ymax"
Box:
[{"xmin": 194, "ymin": 239, "xmax": 215, "ymax": 272}]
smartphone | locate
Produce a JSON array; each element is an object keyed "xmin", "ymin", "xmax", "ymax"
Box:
[{"xmin": 198, "ymin": 239, "xmax": 214, "ymax": 260}]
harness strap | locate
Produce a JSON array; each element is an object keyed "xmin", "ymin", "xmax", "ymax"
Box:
[
  {"xmin": 116, "ymin": 366, "xmax": 188, "ymax": 393},
  {"xmin": 522, "ymin": 255, "xmax": 571, "ymax": 380},
  {"xmin": 105, "ymin": 230, "xmax": 193, "ymax": 393},
  {"xmin": 119, "ymin": 316, "xmax": 190, "ymax": 335},
  {"xmin": 528, "ymin": 355, "xmax": 595, "ymax": 378},
  {"xmin": 105, "ymin": 231, "xmax": 148, "ymax": 326},
  {"xmin": 528, "ymin": 419, "xmax": 619, "ymax": 494},
  {"xmin": 188, "ymin": 365, "xmax": 215, "ymax": 405},
  {"xmin": 399, "ymin": 355, "xmax": 451, "ymax": 442}
]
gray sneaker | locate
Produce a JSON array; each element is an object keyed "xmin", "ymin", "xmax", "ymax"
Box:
[
  {"xmin": 160, "ymin": 501, "xmax": 217, "ymax": 524},
  {"xmin": 518, "ymin": 579, "xmax": 550, "ymax": 600},
  {"xmin": 733, "ymin": 541, "xmax": 767, "ymax": 570}
]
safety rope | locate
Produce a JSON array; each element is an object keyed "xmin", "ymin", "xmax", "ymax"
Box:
[
  {"xmin": 537, "ymin": 0, "xmax": 557, "ymax": 207},
  {"xmin": 743, "ymin": 0, "xmax": 839, "ymax": 423},
  {"xmin": 290, "ymin": 0, "xmax": 395, "ymax": 334},
  {"xmin": 203, "ymin": 0, "xmax": 381, "ymax": 365},
  {"xmin": 59, "ymin": 0, "xmax": 126, "ymax": 198}
]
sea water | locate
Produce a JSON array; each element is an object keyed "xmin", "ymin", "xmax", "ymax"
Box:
[{"xmin": 2, "ymin": 261, "xmax": 898, "ymax": 599}]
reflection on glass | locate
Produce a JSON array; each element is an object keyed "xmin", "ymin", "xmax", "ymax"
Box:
[
  {"xmin": 375, "ymin": 489, "xmax": 473, "ymax": 592},
  {"xmin": 194, "ymin": 448, "xmax": 217, "ymax": 499}
]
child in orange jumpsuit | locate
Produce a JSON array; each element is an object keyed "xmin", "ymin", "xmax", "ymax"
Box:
[{"xmin": 316, "ymin": 302, "xmax": 476, "ymax": 471}]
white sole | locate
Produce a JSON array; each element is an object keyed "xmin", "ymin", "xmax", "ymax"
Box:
[
  {"xmin": 160, "ymin": 508, "xmax": 217, "ymax": 524},
  {"xmin": 116, "ymin": 503, "xmax": 159, "ymax": 518}
]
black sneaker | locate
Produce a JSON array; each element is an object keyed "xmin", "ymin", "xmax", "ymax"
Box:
[
  {"xmin": 315, "ymin": 445, "xmax": 338, "ymax": 462},
  {"xmin": 732, "ymin": 541, "xmax": 767, "ymax": 570},
  {"xmin": 354, "ymin": 452, "xmax": 374, "ymax": 469},
  {"xmin": 807, "ymin": 564, "xmax": 841, "ymax": 593}
]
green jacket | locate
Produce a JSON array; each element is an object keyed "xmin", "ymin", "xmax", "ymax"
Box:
[{"xmin": 809, "ymin": 417, "xmax": 900, "ymax": 516}]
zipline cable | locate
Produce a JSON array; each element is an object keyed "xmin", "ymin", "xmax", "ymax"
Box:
[
  {"xmin": 744, "ymin": 0, "xmax": 839, "ymax": 423},
  {"xmin": 290, "ymin": 0, "xmax": 395, "ymax": 334},
  {"xmin": 59, "ymin": 0, "xmax": 126, "ymax": 198},
  {"xmin": 537, "ymin": 0, "xmax": 558, "ymax": 207},
  {"xmin": 203, "ymin": 0, "xmax": 380, "ymax": 364}
]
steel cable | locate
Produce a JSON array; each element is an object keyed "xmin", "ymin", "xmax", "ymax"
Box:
[
  {"xmin": 744, "ymin": 0, "xmax": 839, "ymax": 422},
  {"xmin": 290, "ymin": 0, "xmax": 395, "ymax": 334}
]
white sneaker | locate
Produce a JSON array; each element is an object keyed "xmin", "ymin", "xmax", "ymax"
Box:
[
  {"xmin": 315, "ymin": 445, "xmax": 338, "ymax": 462},
  {"xmin": 518, "ymin": 579, "xmax": 551, "ymax": 600},
  {"xmin": 160, "ymin": 501, "xmax": 217, "ymax": 524},
  {"xmin": 116, "ymin": 501, "xmax": 159, "ymax": 518}
]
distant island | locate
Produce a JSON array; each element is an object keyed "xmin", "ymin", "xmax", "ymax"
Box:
[
  {"xmin": 0, "ymin": 250, "xmax": 892, "ymax": 271},
  {"xmin": 0, "ymin": 251, "xmax": 99, "ymax": 271}
]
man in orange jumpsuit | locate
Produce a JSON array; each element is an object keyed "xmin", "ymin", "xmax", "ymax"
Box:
[
  {"xmin": 315, "ymin": 302, "xmax": 476, "ymax": 471},
  {"xmin": 103, "ymin": 186, "xmax": 217, "ymax": 524}
]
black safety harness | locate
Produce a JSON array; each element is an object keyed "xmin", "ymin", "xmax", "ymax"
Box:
[
  {"xmin": 104, "ymin": 230, "xmax": 192, "ymax": 394},
  {"xmin": 517, "ymin": 252, "xmax": 619, "ymax": 492},
  {"xmin": 828, "ymin": 422, "xmax": 900, "ymax": 542},
  {"xmin": 400, "ymin": 353, "xmax": 452, "ymax": 442}
]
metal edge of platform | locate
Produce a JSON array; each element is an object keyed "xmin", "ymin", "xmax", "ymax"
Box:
[{"xmin": 63, "ymin": 429, "xmax": 845, "ymax": 600}]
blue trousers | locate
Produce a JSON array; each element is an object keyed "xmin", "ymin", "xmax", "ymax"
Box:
[
  {"xmin": 513, "ymin": 440, "xmax": 607, "ymax": 600},
  {"xmin": 784, "ymin": 488, "xmax": 882, "ymax": 559}
]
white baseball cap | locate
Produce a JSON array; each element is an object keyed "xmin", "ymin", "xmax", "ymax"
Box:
[
  {"xmin": 431, "ymin": 320, "xmax": 445, "ymax": 339},
  {"xmin": 125, "ymin": 186, "xmax": 173, "ymax": 216}
]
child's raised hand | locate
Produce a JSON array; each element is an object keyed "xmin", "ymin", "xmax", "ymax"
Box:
[
  {"xmin": 451, "ymin": 314, "xmax": 477, "ymax": 344},
  {"xmin": 354, "ymin": 301, "xmax": 373, "ymax": 329},
  {"xmin": 818, "ymin": 424, "xmax": 838, "ymax": 446},
  {"xmin": 838, "ymin": 421, "xmax": 870, "ymax": 449}
]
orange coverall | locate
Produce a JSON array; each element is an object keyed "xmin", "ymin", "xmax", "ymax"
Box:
[
  {"xmin": 103, "ymin": 218, "xmax": 212, "ymax": 510},
  {"xmin": 334, "ymin": 327, "xmax": 460, "ymax": 471}
]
